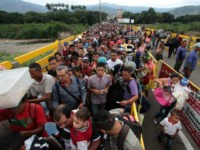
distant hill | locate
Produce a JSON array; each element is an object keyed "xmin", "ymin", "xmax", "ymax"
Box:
[
  {"xmin": 0, "ymin": 0, "xmax": 199, "ymax": 18},
  {"xmin": 169, "ymin": 5, "xmax": 200, "ymax": 17},
  {"xmin": 0, "ymin": 0, "xmax": 47, "ymax": 13},
  {"xmin": 87, "ymin": 2, "xmax": 174, "ymax": 15}
]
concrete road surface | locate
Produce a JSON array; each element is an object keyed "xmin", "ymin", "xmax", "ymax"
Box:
[{"xmin": 142, "ymin": 49, "xmax": 199, "ymax": 150}]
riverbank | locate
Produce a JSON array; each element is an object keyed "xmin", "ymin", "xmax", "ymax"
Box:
[{"xmin": 0, "ymin": 39, "xmax": 53, "ymax": 62}]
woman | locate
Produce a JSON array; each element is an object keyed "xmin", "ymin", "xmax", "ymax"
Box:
[{"xmin": 153, "ymin": 73, "xmax": 180, "ymax": 124}]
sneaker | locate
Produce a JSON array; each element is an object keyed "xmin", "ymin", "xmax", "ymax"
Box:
[{"xmin": 153, "ymin": 118, "xmax": 158, "ymax": 125}]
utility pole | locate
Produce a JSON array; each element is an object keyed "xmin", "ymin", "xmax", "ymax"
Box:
[{"xmin": 99, "ymin": 0, "xmax": 102, "ymax": 25}]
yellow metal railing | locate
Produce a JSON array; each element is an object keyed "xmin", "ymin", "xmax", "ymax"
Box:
[
  {"xmin": 131, "ymin": 103, "xmax": 145, "ymax": 150},
  {"xmin": 0, "ymin": 61, "xmax": 13, "ymax": 69},
  {"xmin": 14, "ymin": 41, "xmax": 59, "ymax": 65},
  {"xmin": 132, "ymin": 25, "xmax": 199, "ymax": 51},
  {"xmin": 0, "ymin": 35, "xmax": 78, "ymax": 70}
]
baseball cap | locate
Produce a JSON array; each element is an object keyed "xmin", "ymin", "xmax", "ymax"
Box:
[
  {"xmin": 98, "ymin": 57, "xmax": 107, "ymax": 64},
  {"xmin": 194, "ymin": 42, "xmax": 200, "ymax": 47},
  {"xmin": 82, "ymin": 56, "xmax": 89, "ymax": 62},
  {"xmin": 180, "ymin": 78, "xmax": 188, "ymax": 86},
  {"xmin": 64, "ymin": 42, "xmax": 68, "ymax": 46},
  {"xmin": 142, "ymin": 51, "xmax": 151, "ymax": 61},
  {"xmin": 109, "ymin": 41, "xmax": 115, "ymax": 47},
  {"xmin": 116, "ymin": 40, "xmax": 122, "ymax": 45}
]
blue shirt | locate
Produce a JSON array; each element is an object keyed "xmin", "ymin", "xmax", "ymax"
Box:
[
  {"xmin": 176, "ymin": 46, "xmax": 187, "ymax": 61},
  {"xmin": 52, "ymin": 76, "xmax": 86, "ymax": 108},
  {"xmin": 135, "ymin": 50, "xmax": 142, "ymax": 69},
  {"xmin": 184, "ymin": 50, "xmax": 198, "ymax": 71}
]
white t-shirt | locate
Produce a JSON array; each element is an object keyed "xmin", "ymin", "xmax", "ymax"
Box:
[
  {"xmin": 28, "ymin": 73, "xmax": 55, "ymax": 97},
  {"xmin": 160, "ymin": 118, "xmax": 182, "ymax": 136},
  {"xmin": 107, "ymin": 59, "xmax": 123, "ymax": 70}
]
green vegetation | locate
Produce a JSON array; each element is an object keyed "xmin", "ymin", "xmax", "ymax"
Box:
[
  {"xmin": 0, "ymin": 22, "xmax": 87, "ymax": 39},
  {"xmin": 0, "ymin": 51, "xmax": 23, "ymax": 62},
  {"xmin": 0, "ymin": 4, "xmax": 107, "ymax": 39},
  {"xmin": 145, "ymin": 22, "xmax": 200, "ymax": 35},
  {"xmin": 123, "ymin": 8, "xmax": 200, "ymax": 24}
]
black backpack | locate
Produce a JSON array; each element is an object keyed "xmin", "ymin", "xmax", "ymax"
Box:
[{"xmin": 116, "ymin": 114, "xmax": 142, "ymax": 150}]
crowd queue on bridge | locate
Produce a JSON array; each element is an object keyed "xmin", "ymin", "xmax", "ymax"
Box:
[{"xmin": 0, "ymin": 23, "xmax": 200, "ymax": 150}]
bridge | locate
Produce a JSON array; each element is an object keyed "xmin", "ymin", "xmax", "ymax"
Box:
[{"xmin": 0, "ymin": 25, "xmax": 199, "ymax": 150}]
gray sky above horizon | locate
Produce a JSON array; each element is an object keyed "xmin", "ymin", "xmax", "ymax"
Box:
[{"xmin": 23, "ymin": 0, "xmax": 200, "ymax": 8}]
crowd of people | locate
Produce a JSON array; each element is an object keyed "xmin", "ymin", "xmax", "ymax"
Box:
[{"xmin": 0, "ymin": 23, "xmax": 199, "ymax": 150}]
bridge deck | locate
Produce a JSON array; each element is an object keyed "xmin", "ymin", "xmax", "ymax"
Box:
[{"xmin": 142, "ymin": 50, "xmax": 199, "ymax": 150}]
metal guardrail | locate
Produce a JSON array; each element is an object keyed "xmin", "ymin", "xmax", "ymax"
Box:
[
  {"xmin": 131, "ymin": 103, "xmax": 145, "ymax": 150},
  {"xmin": 0, "ymin": 61, "xmax": 13, "ymax": 69},
  {"xmin": 0, "ymin": 35, "xmax": 80, "ymax": 70},
  {"xmin": 132, "ymin": 25, "xmax": 199, "ymax": 51}
]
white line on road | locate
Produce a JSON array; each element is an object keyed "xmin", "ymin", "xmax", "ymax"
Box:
[{"xmin": 178, "ymin": 130, "xmax": 194, "ymax": 150}]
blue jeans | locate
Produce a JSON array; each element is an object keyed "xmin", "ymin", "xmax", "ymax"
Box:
[
  {"xmin": 157, "ymin": 131, "xmax": 174, "ymax": 150},
  {"xmin": 155, "ymin": 101, "xmax": 176, "ymax": 121},
  {"xmin": 91, "ymin": 103, "xmax": 105, "ymax": 114}
]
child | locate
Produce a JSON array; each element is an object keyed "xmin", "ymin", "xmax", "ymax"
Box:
[
  {"xmin": 70, "ymin": 108, "xmax": 92, "ymax": 150},
  {"xmin": 172, "ymin": 78, "xmax": 191, "ymax": 110},
  {"xmin": 157, "ymin": 109, "xmax": 182, "ymax": 150}
]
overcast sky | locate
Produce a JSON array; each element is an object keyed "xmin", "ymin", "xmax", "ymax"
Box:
[{"xmin": 23, "ymin": 0, "xmax": 200, "ymax": 8}]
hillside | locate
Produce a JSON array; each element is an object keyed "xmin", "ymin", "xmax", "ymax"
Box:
[
  {"xmin": 87, "ymin": 2, "xmax": 174, "ymax": 15},
  {"xmin": 169, "ymin": 5, "xmax": 200, "ymax": 17},
  {"xmin": 0, "ymin": 0, "xmax": 200, "ymax": 17},
  {"xmin": 0, "ymin": 0, "xmax": 47, "ymax": 13}
]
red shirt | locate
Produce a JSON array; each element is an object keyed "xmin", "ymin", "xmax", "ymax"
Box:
[
  {"xmin": 70, "ymin": 120, "xmax": 92, "ymax": 145},
  {"xmin": 0, "ymin": 102, "xmax": 47, "ymax": 136},
  {"xmin": 82, "ymin": 66, "xmax": 93, "ymax": 77}
]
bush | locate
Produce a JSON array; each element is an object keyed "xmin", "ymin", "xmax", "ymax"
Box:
[
  {"xmin": 145, "ymin": 22, "xmax": 200, "ymax": 35},
  {"xmin": 0, "ymin": 22, "xmax": 87, "ymax": 39}
]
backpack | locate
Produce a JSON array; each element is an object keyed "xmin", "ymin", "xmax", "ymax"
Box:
[
  {"xmin": 126, "ymin": 79, "xmax": 151, "ymax": 113},
  {"xmin": 116, "ymin": 114, "xmax": 142, "ymax": 150}
]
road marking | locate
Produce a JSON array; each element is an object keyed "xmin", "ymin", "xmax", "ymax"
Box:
[{"xmin": 178, "ymin": 130, "xmax": 194, "ymax": 150}]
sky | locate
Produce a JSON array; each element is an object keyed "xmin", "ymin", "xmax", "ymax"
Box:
[{"xmin": 23, "ymin": 0, "xmax": 200, "ymax": 8}]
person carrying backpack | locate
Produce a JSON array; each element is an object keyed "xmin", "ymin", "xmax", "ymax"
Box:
[
  {"xmin": 118, "ymin": 63, "xmax": 139, "ymax": 113},
  {"xmin": 52, "ymin": 65, "xmax": 86, "ymax": 109},
  {"xmin": 93, "ymin": 109, "xmax": 142, "ymax": 150}
]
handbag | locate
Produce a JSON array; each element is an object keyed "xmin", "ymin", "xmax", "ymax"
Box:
[{"xmin": 153, "ymin": 87, "xmax": 174, "ymax": 107}]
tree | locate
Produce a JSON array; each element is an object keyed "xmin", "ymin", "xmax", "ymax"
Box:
[{"xmin": 45, "ymin": 3, "xmax": 52, "ymax": 11}]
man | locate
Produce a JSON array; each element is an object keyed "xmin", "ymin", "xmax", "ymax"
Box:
[
  {"xmin": 53, "ymin": 104, "xmax": 101, "ymax": 150},
  {"xmin": 52, "ymin": 65, "xmax": 86, "ymax": 109},
  {"xmin": 107, "ymin": 50, "xmax": 123, "ymax": 70},
  {"xmin": 78, "ymin": 47, "xmax": 85, "ymax": 57},
  {"xmin": 63, "ymin": 42, "xmax": 69, "ymax": 57},
  {"xmin": 88, "ymin": 63, "xmax": 112, "ymax": 114},
  {"xmin": 86, "ymin": 46, "xmax": 94, "ymax": 62},
  {"xmin": 119, "ymin": 64, "xmax": 139, "ymax": 112},
  {"xmin": 0, "ymin": 95, "xmax": 47, "ymax": 138},
  {"xmin": 82, "ymin": 56, "xmax": 93, "ymax": 77},
  {"xmin": 100, "ymin": 45, "xmax": 110, "ymax": 60},
  {"xmin": 183, "ymin": 42, "xmax": 200, "ymax": 78},
  {"xmin": 174, "ymin": 40, "xmax": 187, "ymax": 72},
  {"xmin": 28, "ymin": 63, "xmax": 55, "ymax": 116},
  {"xmin": 48, "ymin": 56, "xmax": 59, "ymax": 78},
  {"xmin": 93, "ymin": 109, "xmax": 142, "ymax": 150}
]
